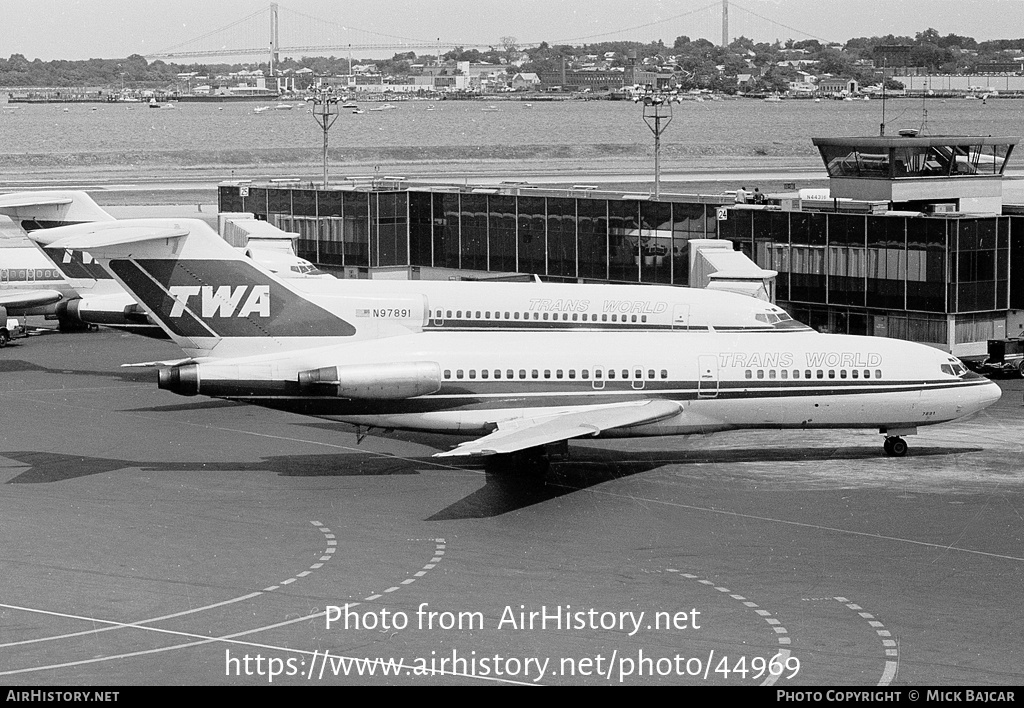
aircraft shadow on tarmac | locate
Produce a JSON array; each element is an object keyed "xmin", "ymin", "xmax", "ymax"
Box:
[
  {"xmin": 1, "ymin": 440, "xmax": 982, "ymax": 520},
  {"xmin": 0, "ymin": 359, "xmax": 155, "ymax": 384},
  {"xmin": 0, "ymin": 451, "xmax": 424, "ymax": 485},
  {"xmin": 425, "ymin": 442, "xmax": 985, "ymax": 520}
]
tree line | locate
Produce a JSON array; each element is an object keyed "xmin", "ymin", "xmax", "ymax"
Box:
[{"xmin": 1, "ymin": 28, "xmax": 1021, "ymax": 88}]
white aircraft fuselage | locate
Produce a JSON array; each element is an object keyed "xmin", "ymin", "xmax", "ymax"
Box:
[
  {"xmin": 34, "ymin": 217, "xmax": 1001, "ymax": 460},
  {"xmin": 156, "ymin": 328, "xmax": 998, "ymax": 440}
]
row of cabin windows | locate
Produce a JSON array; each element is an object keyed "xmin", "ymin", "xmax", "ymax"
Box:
[
  {"xmin": 744, "ymin": 369, "xmax": 883, "ymax": 380},
  {"xmin": 443, "ymin": 368, "xmax": 670, "ymax": 381},
  {"xmin": 434, "ymin": 309, "xmax": 649, "ymax": 324}
]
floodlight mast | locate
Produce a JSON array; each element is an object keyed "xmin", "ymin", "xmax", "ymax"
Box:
[
  {"xmin": 309, "ymin": 85, "xmax": 341, "ymax": 188},
  {"xmin": 637, "ymin": 87, "xmax": 675, "ymax": 200}
]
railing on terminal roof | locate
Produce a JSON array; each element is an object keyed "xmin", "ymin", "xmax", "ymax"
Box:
[{"xmin": 219, "ymin": 177, "xmax": 733, "ymax": 205}]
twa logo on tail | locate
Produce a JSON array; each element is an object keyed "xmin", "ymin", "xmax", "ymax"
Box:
[
  {"xmin": 109, "ymin": 258, "xmax": 356, "ymax": 339},
  {"xmin": 169, "ymin": 285, "xmax": 270, "ymax": 318}
]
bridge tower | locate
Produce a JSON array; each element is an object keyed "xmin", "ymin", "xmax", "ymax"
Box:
[
  {"xmin": 270, "ymin": 3, "xmax": 280, "ymax": 76},
  {"xmin": 721, "ymin": 0, "xmax": 729, "ymax": 47}
]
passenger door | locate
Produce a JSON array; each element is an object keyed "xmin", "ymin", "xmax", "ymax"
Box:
[{"xmin": 697, "ymin": 355, "xmax": 719, "ymax": 398}]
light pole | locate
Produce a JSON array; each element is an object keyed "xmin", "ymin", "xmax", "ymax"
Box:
[
  {"xmin": 635, "ymin": 87, "xmax": 675, "ymax": 200},
  {"xmin": 308, "ymin": 85, "xmax": 341, "ymax": 188}
]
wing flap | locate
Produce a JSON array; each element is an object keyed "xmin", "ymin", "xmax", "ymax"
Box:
[{"xmin": 434, "ymin": 399, "xmax": 681, "ymax": 457}]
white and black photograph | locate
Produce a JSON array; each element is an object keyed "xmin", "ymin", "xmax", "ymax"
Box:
[{"xmin": 1, "ymin": 0, "xmax": 1022, "ymax": 692}]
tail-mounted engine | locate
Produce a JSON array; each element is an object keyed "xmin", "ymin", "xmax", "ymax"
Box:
[
  {"xmin": 158, "ymin": 360, "xmax": 442, "ymax": 400},
  {"xmin": 298, "ymin": 361, "xmax": 442, "ymax": 399}
]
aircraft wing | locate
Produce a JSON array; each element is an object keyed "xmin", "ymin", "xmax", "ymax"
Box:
[
  {"xmin": 434, "ymin": 399, "xmax": 681, "ymax": 457},
  {"xmin": 0, "ymin": 289, "xmax": 63, "ymax": 310}
]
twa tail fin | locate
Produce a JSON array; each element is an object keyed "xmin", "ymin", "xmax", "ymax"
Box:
[
  {"xmin": 0, "ymin": 190, "xmax": 116, "ymax": 229},
  {"xmin": 29, "ymin": 219, "xmax": 356, "ymax": 356},
  {"xmin": 0, "ymin": 191, "xmax": 120, "ymax": 288}
]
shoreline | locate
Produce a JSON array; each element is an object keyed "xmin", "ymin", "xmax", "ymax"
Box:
[
  {"xmin": 0, "ymin": 155, "xmax": 831, "ymax": 206},
  {"xmin": 3, "ymin": 156, "xmax": 1022, "ymax": 208}
]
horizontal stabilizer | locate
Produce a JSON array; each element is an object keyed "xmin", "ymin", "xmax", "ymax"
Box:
[
  {"xmin": 0, "ymin": 195, "xmax": 72, "ymax": 208},
  {"xmin": 0, "ymin": 190, "xmax": 116, "ymax": 223},
  {"xmin": 41, "ymin": 224, "xmax": 190, "ymax": 251},
  {"xmin": 0, "ymin": 289, "xmax": 63, "ymax": 309},
  {"xmin": 435, "ymin": 399, "xmax": 681, "ymax": 457},
  {"xmin": 121, "ymin": 358, "xmax": 196, "ymax": 368}
]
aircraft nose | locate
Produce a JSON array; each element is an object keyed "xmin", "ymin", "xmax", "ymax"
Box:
[{"xmin": 977, "ymin": 379, "xmax": 1002, "ymax": 409}]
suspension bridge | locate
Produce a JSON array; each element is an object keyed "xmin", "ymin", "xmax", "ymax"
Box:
[{"xmin": 147, "ymin": 1, "xmax": 831, "ymax": 64}]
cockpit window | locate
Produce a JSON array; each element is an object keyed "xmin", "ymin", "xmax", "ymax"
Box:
[
  {"xmin": 942, "ymin": 360, "xmax": 967, "ymax": 376},
  {"xmin": 290, "ymin": 263, "xmax": 322, "ymax": 275}
]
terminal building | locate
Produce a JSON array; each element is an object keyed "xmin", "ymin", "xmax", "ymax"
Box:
[{"xmin": 218, "ymin": 133, "xmax": 1022, "ymax": 357}]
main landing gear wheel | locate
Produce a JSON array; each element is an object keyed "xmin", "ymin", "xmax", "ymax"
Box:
[
  {"xmin": 883, "ymin": 437, "xmax": 908, "ymax": 457},
  {"xmin": 515, "ymin": 447, "xmax": 551, "ymax": 477}
]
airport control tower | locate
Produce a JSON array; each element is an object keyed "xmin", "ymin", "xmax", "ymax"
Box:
[{"xmin": 812, "ymin": 133, "xmax": 1019, "ymax": 214}]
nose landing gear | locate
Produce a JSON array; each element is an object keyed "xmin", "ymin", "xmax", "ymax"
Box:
[{"xmin": 883, "ymin": 436, "xmax": 908, "ymax": 457}]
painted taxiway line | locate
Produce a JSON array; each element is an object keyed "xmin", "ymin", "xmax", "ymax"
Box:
[
  {"xmin": 0, "ymin": 535, "xmax": 468, "ymax": 681},
  {"xmin": 0, "ymin": 521, "xmax": 334, "ymax": 650},
  {"xmin": 833, "ymin": 597, "xmax": 899, "ymax": 686},
  {"xmin": 668, "ymin": 570, "xmax": 792, "ymax": 687},
  {"xmin": 554, "ymin": 482, "xmax": 1024, "ymax": 563}
]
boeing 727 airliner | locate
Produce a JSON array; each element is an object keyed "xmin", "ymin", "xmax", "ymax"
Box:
[
  {"xmin": 31, "ymin": 218, "xmax": 1001, "ymax": 463},
  {"xmin": 8, "ymin": 190, "xmax": 805, "ymax": 341}
]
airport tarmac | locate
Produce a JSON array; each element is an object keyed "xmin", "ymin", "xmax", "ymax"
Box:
[{"xmin": 0, "ymin": 326, "xmax": 1022, "ymax": 686}]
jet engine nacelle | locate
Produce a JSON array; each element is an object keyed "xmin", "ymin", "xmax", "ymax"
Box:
[
  {"xmin": 158, "ymin": 360, "xmax": 442, "ymax": 399},
  {"xmin": 298, "ymin": 361, "xmax": 442, "ymax": 399},
  {"xmin": 57, "ymin": 297, "xmax": 152, "ymax": 326}
]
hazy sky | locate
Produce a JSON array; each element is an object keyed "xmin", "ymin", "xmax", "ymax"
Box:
[{"xmin": 4, "ymin": 1, "xmax": 1024, "ymax": 61}]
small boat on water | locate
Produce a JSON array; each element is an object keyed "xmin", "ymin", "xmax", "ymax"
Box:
[
  {"xmin": 763, "ymin": 94, "xmax": 783, "ymax": 103},
  {"xmin": 352, "ymin": 108, "xmax": 365, "ymax": 114},
  {"xmin": 148, "ymin": 98, "xmax": 160, "ymax": 108},
  {"xmin": 274, "ymin": 103, "xmax": 294, "ymax": 110},
  {"xmin": 369, "ymin": 104, "xmax": 397, "ymax": 111},
  {"xmin": 253, "ymin": 106, "xmax": 270, "ymax": 114},
  {"xmin": 481, "ymin": 105, "xmax": 499, "ymax": 112}
]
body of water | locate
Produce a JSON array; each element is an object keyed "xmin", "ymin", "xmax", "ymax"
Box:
[{"xmin": 1, "ymin": 96, "xmax": 1023, "ymax": 171}]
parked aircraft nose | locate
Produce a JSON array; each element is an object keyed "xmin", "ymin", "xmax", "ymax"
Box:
[
  {"xmin": 976, "ymin": 377, "xmax": 1002, "ymax": 410},
  {"xmin": 960, "ymin": 372, "xmax": 1002, "ymax": 415}
]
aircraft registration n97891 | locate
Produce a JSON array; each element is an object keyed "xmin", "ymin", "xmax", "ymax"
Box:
[{"xmin": 31, "ymin": 218, "xmax": 1001, "ymax": 464}]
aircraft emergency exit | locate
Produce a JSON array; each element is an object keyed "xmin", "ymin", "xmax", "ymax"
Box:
[{"xmin": 31, "ymin": 218, "xmax": 1001, "ymax": 463}]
